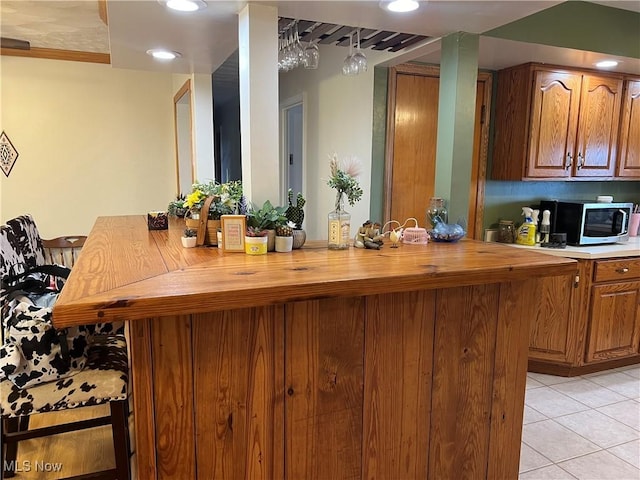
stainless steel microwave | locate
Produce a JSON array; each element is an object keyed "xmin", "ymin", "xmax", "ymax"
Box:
[{"xmin": 539, "ymin": 200, "xmax": 633, "ymax": 246}]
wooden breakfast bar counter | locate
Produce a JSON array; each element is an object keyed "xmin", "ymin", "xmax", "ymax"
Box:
[{"xmin": 53, "ymin": 216, "xmax": 577, "ymax": 480}]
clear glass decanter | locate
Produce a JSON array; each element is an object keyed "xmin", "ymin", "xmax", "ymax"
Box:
[{"xmin": 328, "ymin": 192, "xmax": 351, "ymax": 250}]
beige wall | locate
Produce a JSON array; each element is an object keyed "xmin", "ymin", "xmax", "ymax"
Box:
[
  {"xmin": 0, "ymin": 56, "xmax": 176, "ymax": 238},
  {"xmin": 279, "ymin": 45, "xmax": 394, "ymax": 240}
]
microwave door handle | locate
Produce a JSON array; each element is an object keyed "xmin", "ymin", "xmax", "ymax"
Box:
[{"xmin": 613, "ymin": 209, "xmax": 628, "ymax": 235}]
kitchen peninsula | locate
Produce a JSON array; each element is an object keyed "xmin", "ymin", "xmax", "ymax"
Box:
[{"xmin": 53, "ymin": 216, "xmax": 576, "ymax": 480}]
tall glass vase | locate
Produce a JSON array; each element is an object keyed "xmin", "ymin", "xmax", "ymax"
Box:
[{"xmin": 328, "ymin": 192, "xmax": 351, "ymax": 250}]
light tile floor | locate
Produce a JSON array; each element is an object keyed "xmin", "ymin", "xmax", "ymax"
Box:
[{"xmin": 520, "ymin": 364, "xmax": 640, "ymax": 480}]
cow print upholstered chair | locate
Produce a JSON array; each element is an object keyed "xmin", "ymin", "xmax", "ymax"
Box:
[{"xmin": 1, "ymin": 218, "xmax": 131, "ymax": 479}]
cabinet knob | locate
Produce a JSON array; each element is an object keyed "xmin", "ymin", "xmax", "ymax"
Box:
[
  {"xmin": 577, "ymin": 153, "xmax": 585, "ymax": 170},
  {"xmin": 616, "ymin": 267, "xmax": 630, "ymax": 274}
]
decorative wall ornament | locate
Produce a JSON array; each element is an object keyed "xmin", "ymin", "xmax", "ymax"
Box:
[{"xmin": 0, "ymin": 131, "xmax": 19, "ymax": 177}]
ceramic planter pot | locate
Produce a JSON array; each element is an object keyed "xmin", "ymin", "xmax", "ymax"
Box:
[
  {"xmin": 181, "ymin": 236, "xmax": 197, "ymax": 248},
  {"xmin": 275, "ymin": 236, "xmax": 293, "ymax": 252},
  {"xmin": 292, "ymin": 229, "xmax": 306, "ymax": 249},
  {"xmin": 266, "ymin": 229, "xmax": 276, "ymax": 251},
  {"xmin": 245, "ymin": 236, "xmax": 268, "ymax": 255}
]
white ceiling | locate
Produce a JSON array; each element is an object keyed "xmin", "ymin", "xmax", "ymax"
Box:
[
  {"xmin": 107, "ymin": 0, "xmax": 571, "ymax": 74},
  {"xmin": 1, "ymin": 0, "xmax": 639, "ymax": 74},
  {"xmin": 410, "ymin": 36, "xmax": 640, "ymax": 75}
]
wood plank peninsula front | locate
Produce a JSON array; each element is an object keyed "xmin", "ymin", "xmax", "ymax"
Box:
[{"xmin": 53, "ymin": 216, "xmax": 576, "ymax": 480}]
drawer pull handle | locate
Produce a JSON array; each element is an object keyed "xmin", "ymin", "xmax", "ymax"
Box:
[{"xmin": 616, "ymin": 267, "xmax": 629, "ymax": 274}]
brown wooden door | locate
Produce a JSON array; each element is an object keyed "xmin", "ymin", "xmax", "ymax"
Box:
[
  {"xmin": 385, "ymin": 65, "xmax": 491, "ymax": 239},
  {"xmin": 527, "ymin": 70, "xmax": 581, "ymax": 178},
  {"xmin": 585, "ymin": 281, "xmax": 640, "ymax": 362},
  {"xmin": 617, "ymin": 79, "xmax": 640, "ymax": 177},
  {"xmin": 574, "ymin": 74, "xmax": 623, "ymax": 177},
  {"xmin": 388, "ymin": 71, "xmax": 440, "ymax": 227}
]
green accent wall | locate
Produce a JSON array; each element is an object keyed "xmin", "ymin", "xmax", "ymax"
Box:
[
  {"xmin": 485, "ymin": 1, "xmax": 640, "ymax": 59},
  {"xmin": 369, "ymin": 66, "xmax": 388, "ymax": 223},
  {"xmin": 434, "ymin": 32, "xmax": 478, "ymax": 226}
]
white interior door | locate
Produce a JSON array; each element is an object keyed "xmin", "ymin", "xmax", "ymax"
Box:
[{"xmin": 280, "ymin": 96, "xmax": 304, "ymax": 205}]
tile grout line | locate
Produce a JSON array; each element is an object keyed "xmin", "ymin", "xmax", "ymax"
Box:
[{"xmin": 521, "ymin": 368, "xmax": 640, "ymax": 480}]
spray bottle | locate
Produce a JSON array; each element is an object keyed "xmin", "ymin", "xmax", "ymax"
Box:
[
  {"xmin": 532, "ymin": 209, "xmax": 540, "ymax": 244},
  {"xmin": 516, "ymin": 207, "xmax": 537, "ymax": 246},
  {"xmin": 540, "ymin": 210, "xmax": 551, "ymax": 244}
]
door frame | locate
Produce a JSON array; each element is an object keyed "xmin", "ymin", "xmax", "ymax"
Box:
[
  {"xmin": 279, "ymin": 94, "xmax": 307, "ymax": 206},
  {"xmin": 384, "ymin": 64, "xmax": 492, "ymax": 240}
]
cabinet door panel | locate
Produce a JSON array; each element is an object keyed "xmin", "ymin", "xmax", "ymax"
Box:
[
  {"xmin": 617, "ymin": 79, "xmax": 640, "ymax": 177},
  {"xmin": 527, "ymin": 71, "xmax": 581, "ymax": 178},
  {"xmin": 586, "ymin": 282, "xmax": 640, "ymax": 362},
  {"xmin": 528, "ymin": 275, "xmax": 575, "ymax": 363},
  {"xmin": 575, "ymin": 75, "xmax": 623, "ymax": 177}
]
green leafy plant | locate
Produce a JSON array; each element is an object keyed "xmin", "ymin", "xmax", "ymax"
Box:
[
  {"xmin": 183, "ymin": 228, "xmax": 197, "ymax": 238},
  {"xmin": 246, "ymin": 200, "xmax": 287, "ymax": 232}
]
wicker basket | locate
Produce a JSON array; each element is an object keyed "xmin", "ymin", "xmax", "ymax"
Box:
[
  {"xmin": 185, "ymin": 196, "xmax": 221, "ymax": 246},
  {"xmin": 401, "ymin": 218, "xmax": 429, "ymax": 245}
]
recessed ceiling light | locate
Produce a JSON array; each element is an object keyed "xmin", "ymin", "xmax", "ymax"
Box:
[
  {"xmin": 164, "ymin": 0, "xmax": 206, "ymax": 12},
  {"xmin": 382, "ymin": 0, "xmax": 420, "ymax": 13},
  {"xmin": 146, "ymin": 49, "xmax": 182, "ymax": 60},
  {"xmin": 595, "ymin": 60, "xmax": 618, "ymax": 69}
]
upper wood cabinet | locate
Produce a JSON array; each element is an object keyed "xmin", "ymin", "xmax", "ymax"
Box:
[
  {"xmin": 492, "ymin": 63, "xmax": 624, "ymax": 180},
  {"xmin": 617, "ymin": 79, "xmax": 640, "ymax": 177}
]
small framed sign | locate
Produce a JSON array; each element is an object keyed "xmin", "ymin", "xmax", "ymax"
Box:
[{"xmin": 221, "ymin": 215, "xmax": 246, "ymax": 252}]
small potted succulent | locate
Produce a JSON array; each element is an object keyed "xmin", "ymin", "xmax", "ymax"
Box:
[
  {"xmin": 286, "ymin": 189, "xmax": 306, "ymax": 249},
  {"xmin": 181, "ymin": 228, "xmax": 197, "ymax": 248},
  {"xmin": 275, "ymin": 221, "xmax": 295, "ymax": 252},
  {"xmin": 168, "ymin": 194, "xmax": 187, "ymax": 218},
  {"xmin": 244, "ymin": 226, "xmax": 269, "ymax": 255},
  {"xmin": 246, "ymin": 200, "xmax": 287, "ymax": 252}
]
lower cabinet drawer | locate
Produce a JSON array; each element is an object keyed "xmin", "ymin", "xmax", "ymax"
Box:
[{"xmin": 594, "ymin": 258, "xmax": 640, "ymax": 283}]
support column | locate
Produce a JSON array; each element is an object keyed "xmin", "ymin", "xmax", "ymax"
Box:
[
  {"xmin": 434, "ymin": 32, "xmax": 478, "ymax": 226},
  {"xmin": 238, "ymin": 4, "xmax": 279, "ymax": 204}
]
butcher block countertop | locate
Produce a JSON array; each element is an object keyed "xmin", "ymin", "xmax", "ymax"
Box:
[{"xmin": 52, "ymin": 215, "xmax": 577, "ymax": 328}]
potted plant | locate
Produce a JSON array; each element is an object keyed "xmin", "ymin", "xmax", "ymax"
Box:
[
  {"xmin": 168, "ymin": 194, "xmax": 187, "ymax": 218},
  {"xmin": 183, "ymin": 180, "xmax": 246, "ymax": 245},
  {"xmin": 181, "ymin": 228, "xmax": 197, "ymax": 248},
  {"xmin": 244, "ymin": 226, "xmax": 269, "ymax": 255},
  {"xmin": 246, "ymin": 200, "xmax": 287, "ymax": 252},
  {"xmin": 286, "ymin": 189, "xmax": 306, "ymax": 249},
  {"xmin": 275, "ymin": 221, "xmax": 295, "ymax": 252},
  {"xmin": 327, "ymin": 154, "xmax": 363, "ymax": 250}
]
